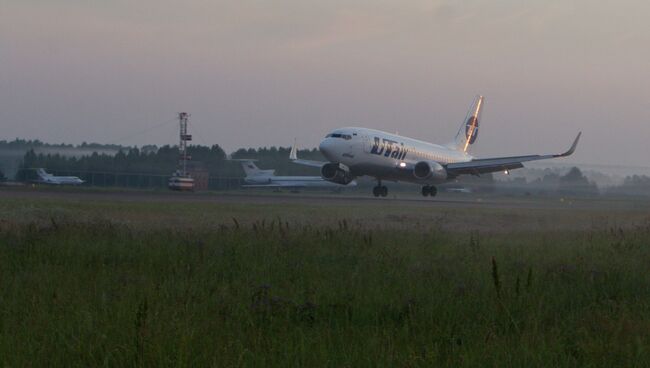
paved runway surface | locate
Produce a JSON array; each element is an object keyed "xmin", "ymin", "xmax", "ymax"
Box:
[
  {"xmin": 2, "ymin": 185, "xmax": 649, "ymax": 212},
  {"xmin": 4, "ymin": 186, "xmax": 650, "ymax": 234}
]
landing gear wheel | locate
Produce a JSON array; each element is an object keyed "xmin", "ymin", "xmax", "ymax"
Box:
[
  {"xmin": 380, "ymin": 186, "xmax": 388, "ymax": 197},
  {"xmin": 421, "ymin": 186, "xmax": 430, "ymax": 197},
  {"xmin": 430, "ymin": 186, "xmax": 438, "ymax": 197},
  {"xmin": 421, "ymin": 185, "xmax": 438, "ymax": 197},
  {"xmin": 373, "ymin": 179, "xmax": 387, "ymax": 198}
]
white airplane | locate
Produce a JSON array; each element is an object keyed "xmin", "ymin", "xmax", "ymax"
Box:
[
  {"xmin": 34, "ymin": 168, "xmax": 84, "ymax": 185},
  {"xmin": 236, "ymin": 159, "xmax": 357, "ymax": 189},
  {"xmin": 291, "ymin": 96, "xmax": 581, "ymax": 197}
]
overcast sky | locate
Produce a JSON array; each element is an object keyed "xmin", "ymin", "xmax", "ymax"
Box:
[{"xmin": 2, "ymin": 0, "xmax": 649, "ymax": 166}]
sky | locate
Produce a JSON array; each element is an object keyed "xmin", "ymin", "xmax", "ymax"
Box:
[{"xmin": 2, "ymin": 0, "xmax": 649, "ymax": 166}]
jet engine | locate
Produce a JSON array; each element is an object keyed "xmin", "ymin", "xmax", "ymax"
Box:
[
  {"xmin": 413, "ymin": 161, "xmax": 447, "ymax": 181},
  {"xmin": 321, "ymin": 163, "xmax": 354, "ymax": 185}
]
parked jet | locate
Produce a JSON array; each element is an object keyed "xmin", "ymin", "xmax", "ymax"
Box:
[
  {"xmin": 236, "ymin": 159, "xmax": 357, "ymax": 189},
  {"xmin": 291, "ymin": 96, "xmax": 581, "ymax": 197},
  {"xmin": 33, "ymin": 168, "xmax": 84, "ymax": 185}
]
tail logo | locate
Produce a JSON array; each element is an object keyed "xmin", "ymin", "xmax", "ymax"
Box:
[{"xmin": 465, "ymin": 116, "xmax": 479, "ymax": 145}]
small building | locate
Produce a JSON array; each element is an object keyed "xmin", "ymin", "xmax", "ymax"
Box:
[{"xmin": 186, "ymin": 161, "xmax": 209, "ymax": 191}]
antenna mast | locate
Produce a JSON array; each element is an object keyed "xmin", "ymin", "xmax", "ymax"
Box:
[
  {"xmin": 178, "ymin": 112, "xmax": 192, "ymax": 175},
  {"xmin": 168, "ymin": 112, "xmax": 195, "ymax": 191}
]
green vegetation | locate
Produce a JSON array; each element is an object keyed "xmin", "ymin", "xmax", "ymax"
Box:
[
  {"xmin": 14, "ymin": 144, "xmax": 326, "ymax": 189},
  {"xmin": 608, "ymin": 175, "xmax": 650, "ymax": 197},
  {"xmin": 18, "ymin": 144, "xmax": 323, "ymax": 178},
  {"xmin": 1, "ymin": 196, "xmax": 650, "ymax": 366},
  {"xmin": 497, "ymin": 167, "xmax": 599, "ymax": 196},
  {"xmin": 0, "ymin": 138, "xmax": 127, "ymax": 151}
]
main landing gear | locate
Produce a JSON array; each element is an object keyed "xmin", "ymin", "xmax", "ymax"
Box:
[
  {"xmin": 421, "ymin": 185, "xmax": 437, "ymax": 197},
  {"xmin": 372, "ymin": 180, "xmax": 388, "ymax": 197}
]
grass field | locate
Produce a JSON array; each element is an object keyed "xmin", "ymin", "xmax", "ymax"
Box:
[{"xmin": 2, "ymin": 191, "xmax": 650, "ymax": 366}]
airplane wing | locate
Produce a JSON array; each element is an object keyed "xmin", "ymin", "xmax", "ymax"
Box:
[
  {"xmin": 445, "ymin": 132, "xmax": 581, "ymax": 177},
  {"xmin": 289, "ymin": 141, "xmax": 327, "ymax": 168}
]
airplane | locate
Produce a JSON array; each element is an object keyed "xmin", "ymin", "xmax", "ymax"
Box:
[
  {"xmin": 291, "ymin": 96, "xmax": 581, "ymax": 197},
  {"xmin": 235, "ymin": 159, "xmax": 357, "ymax": 189},
  {"xmin": 32, "ymin": 168, "xmax": 84, "ymax": 185}
]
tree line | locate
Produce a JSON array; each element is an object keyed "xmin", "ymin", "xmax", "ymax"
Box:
[
  {"xmin": 0, "ymin": 138, "xmax": 125, "ymax": 151},
  {"xmin": 15, "ymin": 144, "xmax": 324, "ymax": 181}
]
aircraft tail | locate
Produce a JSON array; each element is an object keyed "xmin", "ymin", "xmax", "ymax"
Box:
[
  {"xmin": 237, "ymin": 160, "xmax": 275, "ymax": 177},
  {"xmin": 450, "ymin": 95, "xmax": 483, "ymax": 153},
  {"xmin": 289, "ymin": 141, "xmax": 298, "ymax": 161},
  {"xmin": 239, "ymin": 160, "xmax": 262, "ymax": 177},
  {"xmin": 35, "ymin": 168, "xmax": 50, "ymax": 179}
]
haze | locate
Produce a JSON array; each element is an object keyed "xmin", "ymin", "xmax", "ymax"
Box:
[{"xmin": 2, "ymin": 0, "xmax": 649, "ymax": 166}]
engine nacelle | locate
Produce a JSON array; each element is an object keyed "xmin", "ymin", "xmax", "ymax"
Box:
[
  {"xmin": 413, "ymin": 161, "xmax": 447, "ymax": 181},
  {"xmin": 321, "ymin": 163, "xmax": 354, "ymax": 185}
]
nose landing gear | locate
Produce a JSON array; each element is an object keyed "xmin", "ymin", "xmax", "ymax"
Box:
[
  {"xmin": 421, "ymin": 185, "xmax": 437, "ymax": 197},
  {"xmin": 372, "ymin": 179, "xmax": 388, "ymax": 197}
]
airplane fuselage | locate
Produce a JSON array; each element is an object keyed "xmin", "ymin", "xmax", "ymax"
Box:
[
  {"xmin": 34, "ymin": 169, "xmax": 84, "ymax": 185},
  {"xmin": 40, "ymin": 176, "xmax": 84, "ymax": 185},
  {"xmin": 244, "ymin": 175, "xmax": 348, "ymax": 188},
  {"xmin": 318, "ymin": 127, "xmax": 472, "ymax": 185}
]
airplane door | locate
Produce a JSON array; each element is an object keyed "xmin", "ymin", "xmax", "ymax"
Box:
[{"xmin": 362, "ymin": 135, "xmax": 372, "ymax": 153}]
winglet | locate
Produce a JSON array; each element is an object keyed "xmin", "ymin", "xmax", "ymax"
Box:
[
  {"xmin": 288, "ymin": 140, "xmax": 328, "ymax": 168},
  {"xmin": 555, "ymin": 132, "xmax": 581, "ymax": 157},
  {"xmin": 289, "ymin": 139, "xmax": 298, "ymax": 161}
]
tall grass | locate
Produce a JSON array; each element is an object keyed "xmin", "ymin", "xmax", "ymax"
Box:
[{"xmin": 1, "ymin": 218, "xmax": 650, "ymax": 366}]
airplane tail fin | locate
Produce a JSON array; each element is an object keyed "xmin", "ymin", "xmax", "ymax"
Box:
[
  {"xmin": 35, "ymin": 168, "xmax": 50, "ymax": 179},
  {"xmin": 239, "ymin": 160, "xmax": 263, "ymax": 177},
  {"xmin": 290, "ymin": 139, "xmax": 298, "ymax": 161},
  {"xmin": 450, "ymin": 95, "xmax": 483, "ymax": 153},
  {"xmin": 235, "ymin": 159, "xmax": 276, "ymax": 177}
]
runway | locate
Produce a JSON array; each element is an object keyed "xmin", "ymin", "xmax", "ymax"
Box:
[
  {"xmin": 3, "ymin": 185, "xmax": 650, "ymax": 235},
  {"xmin": 2, "ymin": 185, "xmax": 649, "ymax": 212}
]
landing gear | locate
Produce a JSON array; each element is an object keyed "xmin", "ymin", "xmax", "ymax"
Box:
[
  {"xmin": 373, "ymin": 185, "xmax": 388, "ymax": 197},
  {"xmin": 373, "ymin": 180, "xmax": 388, "ymax": 197},
  {"xmin": 421, "ymin": 185, "xmax": 437, "ymax": 197}
]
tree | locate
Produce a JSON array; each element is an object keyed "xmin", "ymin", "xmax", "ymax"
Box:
[
  {"xmin": 558, "ymin": 167, "xmax": 599, "ymax": 196},
  {"xmin": 606, "ymin": 175, "xmax": 650, "ymax": 197}
]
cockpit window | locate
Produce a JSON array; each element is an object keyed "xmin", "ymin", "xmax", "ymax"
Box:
[{"xmin": 325, "ymin": 133, "xmax": 352, "ymax": 140}]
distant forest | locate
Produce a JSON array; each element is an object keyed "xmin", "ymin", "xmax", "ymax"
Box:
[
  {"xmin": 0, "ymin": 138, "xmax": 126, "ymax": 151},
  {"xmin": 10, "ymin": 140, "xmax": 324, "ymax": 179}
]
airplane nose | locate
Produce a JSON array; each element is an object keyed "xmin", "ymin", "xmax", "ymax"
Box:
[{"xmin": 319, "ymin": 139, "xmax": 336, "ymax": 161}]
